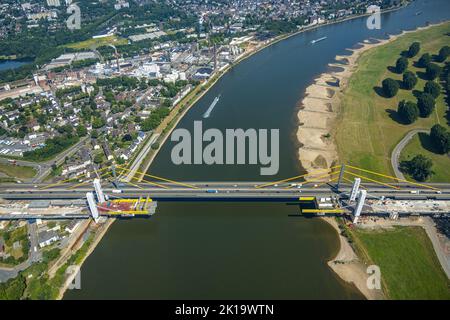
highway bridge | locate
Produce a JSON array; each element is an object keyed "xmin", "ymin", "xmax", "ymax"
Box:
[
  {"xmin": 0, "ymin": 181, "xmax": 449, "ymax": 201},
  {"xmin": 0, "ymin": 164, "xmax": 449, "ymax": 221}
]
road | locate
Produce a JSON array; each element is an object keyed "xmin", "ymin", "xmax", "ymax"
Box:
[
  {"xmin": 32, "ymin": 136, "xmax": 90, "ymax": 183},
  {"xmin": 0, "ymin": 181, "xmax": 449, "ymax": 201},
  {"xmin": 124, "ymin": 133, "xmax": 160, "ymax": 181},
  {"xmin": 391, "ymin": 129, "xmax": 428, "ymax": 180},
  {"xmin": 0, "ymin": 221, "xmax": 41, "ymax": 283},
  {"xmin": 0, "ymin": 136, "xmax": 89, "ymax": 184}
]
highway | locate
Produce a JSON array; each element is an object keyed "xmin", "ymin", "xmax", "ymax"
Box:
[{"xmin": 0, "ymin": 181, "xmax": 449, "ymax": 201}]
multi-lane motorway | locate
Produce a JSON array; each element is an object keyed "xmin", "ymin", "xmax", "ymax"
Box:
[{"xmin": 1, "ymin": 181, "xmax": 449, "ymax": 201}]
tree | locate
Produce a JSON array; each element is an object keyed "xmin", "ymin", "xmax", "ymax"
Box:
[
  {"xmin": 397, "ymin": 100, "xmax": 419, "ymax": 124},
  {"xmin": 94, "ymin": 153, "xmax": 104, "ymax": 164},
  {"xmin": 91, "ymin": 129, "xmax": 99, "ymax": 139},
  {"xmin": 122, "ymin": 133, "xmax": 133, "ymax": 142},
  {"xmin": 407, "ymin": 42, "xmax": 420, "ymax": 58},
  {"xmin": 76, "ymin": 125, "xmax": 87, "ymax": 137},
  {"xmin": 424, "ymin": 81, "xmax": 441, "ymax": 98},
  {"xmin": 402, "ymin": 71, "xmax": 417, "ymax": 90},
  {"xmin": 417, "ymin": 93, "xmax": 435, "ymax": 118},
  {"xmin": 400, "ymin": 154, "xmax": 433, "ymax": 181},
  {"xmin": 1, "ymin": 274, "xmax": 26, "ymax": 300},
  {"xmin": 92, "ymin": 117, "xmax": 106, "ymax": 129},
  {"xmin": 430, "ymin": 124, "xmax": 450, "ymax": 154},
  {"xmin": 151, "ymin": 142, "xmax": 160, "ymax": 150},
  {"xmin": 395, "ymin": 57, "xmax": 408, "ymax": 73},
  {"xmin": 382, "ymin": 78, "xmax": 399, "ymax": 97},
  {"xmin": 437, "ymin": 45, "xmax": 449, "ymax": 62},
  {"xmin": 417, "ymin": 53, "xmax": 431, "ymax": 68},
  {"xmin": 426, "ymin": 63, "xmax": 442, "ymax": 80}
]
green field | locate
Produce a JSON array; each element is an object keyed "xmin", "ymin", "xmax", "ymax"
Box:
[
  {"xmin": 0, "ymin": 163, "xmax": 36, "ymax": 180},
  {"xmin": 352, "ymin": 226, "xmax": 450, "ymax": 299},
  {"xmin": 400, "ymin": 132, "xmax": 450, "ymax": 182},
  {"xmin": 63, "ymin": 35, "xmax": 128, "ymax": 50},
  {"xmin": 335, "ymin": 22, "xmax": 450, "ymax": 178}
]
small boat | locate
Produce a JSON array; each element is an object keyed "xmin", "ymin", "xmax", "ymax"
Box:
[
  {"xmin": 415, "ymin": 11, "xmax": 423, "ymax": 16},
  {"xmin": 311, "ymin": 36, "xmax": 327, "ymax": 44}
]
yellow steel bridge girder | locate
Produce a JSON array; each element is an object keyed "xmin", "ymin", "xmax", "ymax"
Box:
[
  {"xmin": 302, "ymin": 209, "xmax": 344, "ymax": 214},
  {"xmin": 299, "ymin": 197, "xmax": 315, "ymax": 201}
]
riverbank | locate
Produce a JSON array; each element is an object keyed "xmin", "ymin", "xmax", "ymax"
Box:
[
  {"xmin": 322, "ymin": 217, "xmax": 385, "ymax": 300},
  {"xmin": 56, "ymin": 218, "xmax": 114, "ymax": 299},
  {"xmin": 323, "ymin": 216, "xmax": 450, "ymax": 299},
  {"xmin": 335, "ymin": 21, "xmax": 449, "ymax": 176},
  {"xmin": 296, "ymin": 21, "xmax": 446, "ymax": 174},
  {"xmin": 135, "ymin": 3, "xmax": 411, "ymax": 180}
]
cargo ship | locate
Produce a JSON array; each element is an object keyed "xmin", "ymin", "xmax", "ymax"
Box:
[
  {"xmin": 203, "ymin": 95, "xmax": 221, "ymax": 118},
  {"xmin": 311, "ymin": 36, "xmax": 327, "ymax": 44}
]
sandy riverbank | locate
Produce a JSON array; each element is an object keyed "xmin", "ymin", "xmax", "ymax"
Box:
[
  {"xmin": 322, "ymin": 217, "xmax": 385, "ymax": 300},
  {"xmin": 310, "ymin": 23, "xmax": 447, "ymax": 300},
  {"xmin": 296, "ymin": 23, "xmax": 440, "ymax": 174}
]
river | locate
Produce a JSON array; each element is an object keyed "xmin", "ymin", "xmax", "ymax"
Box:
[
  {"xmin": 0, "ymin": 60, "xmax": 30, "ymax": 72},
  {"xmin": 65, "ymin": 0, "xmax": 450, "ymax": 299}
]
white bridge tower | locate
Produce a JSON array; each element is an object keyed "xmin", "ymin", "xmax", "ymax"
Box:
[
  {"xmin": 353, "ymin": 190, "xmax": 367, "ymax": 224},
  {"xmin": 86, "ymin": 192, "xmax": 100, "ymax": 223},
  {"xmin": 93, "ymin": 178, "xmax": 105, "ymax": 203},
  {"xmin": 349, "ymin": 178, "xmax": 361, "ymax": 202}
]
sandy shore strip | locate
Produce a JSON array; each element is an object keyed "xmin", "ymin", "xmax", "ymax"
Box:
[
  {"xmin": 322, "ymin": 217, "xmax": 385, "ymax": 300},
  {"xmin": 296, "ymin": 23, "xmax": 441, "ymax": 174}
]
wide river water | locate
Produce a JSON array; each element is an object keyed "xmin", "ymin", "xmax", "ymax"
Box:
[{"xmin": 65, "ymin": 0, "xmax": 450, "ymax": 299}]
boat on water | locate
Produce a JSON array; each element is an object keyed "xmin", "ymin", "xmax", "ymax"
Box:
[
  {"xmin": 311, "ymin": 36, "xmax": 327, "ymax": 44},
  {"xmin": 203, "ymin": 95, "xmax": 221, "ymax": 118},
  {"xmin": 415, "ymin": 11, "xmax": 423, "ymax": 15}
]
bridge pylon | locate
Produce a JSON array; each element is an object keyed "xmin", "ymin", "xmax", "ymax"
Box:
[
  {"xmin": 349, "ymin": 178, "xmax": 361, "ymax": 202},
  {"xmin": 335, "ymin": 164, "xmax": 346, "ymax": 192},
  {"xmin": 93, "ymin": 178, "xmax": 106, "ymax": 203},
  {"xmin": 353, "ymin": 190, "xmax": 367, "ymax": 224},
  {"xmin": 111, "ymin": 164, "xmax": 121, "ymax": 189}
]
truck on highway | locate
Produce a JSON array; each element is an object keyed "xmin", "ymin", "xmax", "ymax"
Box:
[
  {"xmin": 206, "ymin": 189, "xmax": 218, "ymax": 193},
  {"xmin": 112, "ymin": 189, "xmax": 123, "ymax": 194}
]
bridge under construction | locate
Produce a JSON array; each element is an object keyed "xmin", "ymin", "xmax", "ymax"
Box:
[{"xmin": 0, "ymin": 164, "xmax": 449, "ymax": 222}]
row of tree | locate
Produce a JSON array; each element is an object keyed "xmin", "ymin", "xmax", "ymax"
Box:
[
  {"xmin": 397, "ymin": 81, "xmax": 440, "ymax": 123},
  {"xmin": 140, "ymin": 107, "xmax": 171, "ymax": 132},
  {"xmin": 383, "ymin": 43, "xmax": 447, "ymax": 98},
  {"xmin": 23, "ymin": 134, "xmax": 80, "ymax": 161}
]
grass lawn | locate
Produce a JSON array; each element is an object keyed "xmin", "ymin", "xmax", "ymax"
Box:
[
  {"xmin": 63, "ymin": 35, "xmax": 128, "ymax": 50},
  {"xmin": 352, "ymin": 226, "xmax": 450, "ymax": 299},
  {"xmin": 0, "ymin": 163, "xmax": 36, "ymax": 179},
  {"xmin": 335, "ymin": 22, "xmax": 450, "ymax": 179},
  {"xmin": 400, "ymin": 132, "xmax": 450, "ymax": 182}
]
